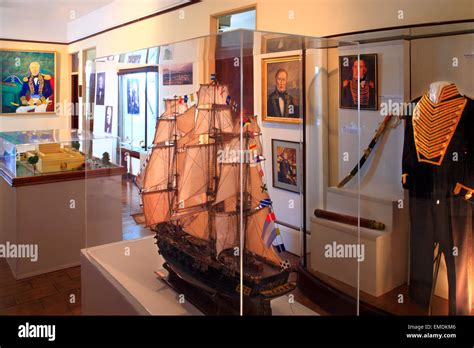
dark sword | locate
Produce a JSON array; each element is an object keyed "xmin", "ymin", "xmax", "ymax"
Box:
[{"xmin": 337, "ymin": 114, "xmax": 393, "ymax": 188}]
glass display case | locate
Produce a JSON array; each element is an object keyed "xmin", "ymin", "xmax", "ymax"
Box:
[
  {"xmin": 0, "ymin": 129, "xmax": 124, "ymax": 279},
  {"xmin": 85, "ymin": 29, "xmax": 361, "ymax": 316},
  {"xmin": 0, "ymin": 129, "xmax": 121, "ymax": 184},
  {"xmin": 86, "ymin": 23, "xmax": 474, "ymax": 316},
  {"xmin": 308, "ymin": 20, "xmax": 474, "ymax": 316}
]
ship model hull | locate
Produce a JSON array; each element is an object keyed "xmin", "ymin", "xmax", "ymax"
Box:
[{"xmin": 154, "ymin": 222, "xmax": 295, "ymax": 315}]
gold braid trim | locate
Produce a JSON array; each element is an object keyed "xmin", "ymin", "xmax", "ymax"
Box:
[
  {"xmin": 412, "ymin": 85, "xmax": 466, "ymax": 166},
  {"xmin": 454, "ymin": 183, "xmax": 474, "ymax": 201}
]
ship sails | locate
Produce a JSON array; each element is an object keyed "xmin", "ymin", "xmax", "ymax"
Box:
[{"xmin": 141, "ymin": 84, "xmax": 282, "ymax": 266}]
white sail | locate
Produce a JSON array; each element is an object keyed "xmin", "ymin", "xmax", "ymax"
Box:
[
  {"xmin": 198, "ymin": 84, "xmax": 229, "ymax": 108},
  {"xmin": 142, "ymin": 83, "xmax": 283, "ymax": 267},
  {"xmin": 215, "ymin": 212, "xmax": 238, "ymax": 256},
  {"xmin": 214, "ymin": 163, "xmax": 238, "ymax": 204},
  {"xmin": 181, "ymin": 210, "xmax": 209, "ymax": 241},
  {"xmin": 142, "ymin": 145, "xmax": 174, "ymax": 192},
  {"xmin": 194, "ymin": 109, "xmax": 212, "ymax": 135},
  {"xmin": 142, "ymin": 190, "xmax": 172, "ymax": 227},
  {"xmin": 154, "ymin": 118, "xmax": 175, "ymax": 144},
  {"xmin": 177, "ymin": 145, "xmax": 211, "ymax": 208},
  {"xmin": 162, "ymin": 98, "xmax": 188, "ymax": 116},
  {"xmin": 195, "ymin": 108, "xmax": 233, "ymax": 135},
  {"xmin": 176, "ymin": 106, "xmax": 196, "ymax": 135}
]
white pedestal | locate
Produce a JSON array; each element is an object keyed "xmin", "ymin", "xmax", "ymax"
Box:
[
  {"xmin": 0, "ymin": 175, "xmax": 123, "ymax": 279},
  {"xmin": 310, "ymin": 187, "xmax": 409, "ymax": 297},
  {"xmin": 81, "ymin": 236, "xmax": 318, "ymax": 315}
]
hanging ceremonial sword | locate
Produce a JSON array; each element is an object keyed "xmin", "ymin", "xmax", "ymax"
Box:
[{"xmin": 337, "ymin": 114, "xmax": 394, "ymax": 188}]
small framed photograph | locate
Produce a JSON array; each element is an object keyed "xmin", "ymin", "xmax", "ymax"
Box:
[
  {"xmin": 127, "ymin": 78, "xmax": 140, "ymax": 114},
  {"xmin": 104, "ymin": 106, "xmax": 113, "ymax": 134},
  {"xmin": 262, "ymin": 55, "xmax": 303, "ymax": 124},
  {"xmin": 272, "ymin": 139, "xmax": 301, "ymax": 193},
  {"xmin": 339, "ymin": 54, "xmax": 378, "ymax": 110},
  {"xmin": 160, "ymin": 45, "xmax": 174, "ymax": 62},
  {"xmin": 163, "ymin": 63, "xmax": 193, "ymax": 86},
  {"xmin": 95, "ymin": 72, "xmax": 105, "ymax": 106},
  {"xmin": 262, "ymin": 34, "xmax": 304, "ymax": 53}
]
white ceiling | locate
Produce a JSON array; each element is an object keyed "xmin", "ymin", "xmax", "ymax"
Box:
[
  {"xmin": 1, "ymin": 0, "xmax": 114, "ymax": 22},
  {"xmin": 0, "ymin": 0, "xmax": 192, "ymax": 43}
]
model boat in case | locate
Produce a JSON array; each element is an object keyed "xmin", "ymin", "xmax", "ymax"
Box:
[{"xmin": 138, "ymin": 82, "xmax": 295, "ymax": 315}]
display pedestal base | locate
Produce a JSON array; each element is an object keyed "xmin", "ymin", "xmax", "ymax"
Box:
[
  {"xmin": 297, "ymin": 261, "xmax": 390, "ymax": 315},
  {"xmin": 81, "ymin": 236, "xmax": 317, "ymax": 315},
  {"xmin": 0, "ymin": 175, "xmax": 123, "ymax": 279},
  {"xmin": 310, "ymin": 187, "xmax": 408, "ymax": 297}
]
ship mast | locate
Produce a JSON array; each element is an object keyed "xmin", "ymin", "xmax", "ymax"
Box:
[
  {"xmin": 171, "ymin": 97, "xmax": 179, "ymax": 234},
  {"xmin": 241, "ymin": 117, "xmax": 250, "ymax": 259},
  {"xmin": 207, "ymin": 83, "xmax": 217, "ymax": 257}
]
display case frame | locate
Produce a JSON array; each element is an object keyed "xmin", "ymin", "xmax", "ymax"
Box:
[
  {"xmin": 0, "ymin": 129, "xmax": 123, "ymax": 186},
  {"xmin": 300, "ymin": 20, "xmax": 474, "ymax": 316},
  {"xmin": 87, "ymin": 29, "xmax": 361, "ymax": 316}
]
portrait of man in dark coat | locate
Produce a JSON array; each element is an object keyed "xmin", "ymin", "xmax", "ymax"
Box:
[
  {"xmin": 267, "ymin": 69, "xmax": 299, "ymax": 118},
  {"xmin": 263, "ymin": 55, "xmax": 302, "ymax": 123}
]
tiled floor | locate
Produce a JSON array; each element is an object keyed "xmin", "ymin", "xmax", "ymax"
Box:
[
  {"xmin": 0, "ymin": 260, "xmax": 81, "ymax": 315},
  {"xmin": 0, "ymin": 177, "xmax": 324, "ymax": 316}
]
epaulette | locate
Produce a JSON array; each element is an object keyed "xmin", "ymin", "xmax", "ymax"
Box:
[
  {"xmin": 343, "ymin": 80, "xmax": 349, "ymax": 88},
  {"xmin": 23, "ymin": 76, "xmax": 29, "ymax": 82},
  {"xmin": 43, "ymin": 74, "xmax": 51, "ymax": 80}
]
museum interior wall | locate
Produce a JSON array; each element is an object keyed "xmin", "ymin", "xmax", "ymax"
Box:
[{"xmin": 64, "ymin": 0, "xmax": 474, "ymax": 259}]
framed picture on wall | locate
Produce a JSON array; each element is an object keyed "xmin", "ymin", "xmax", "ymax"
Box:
[
  {"xmin": 163, "ymin": 63, "xmax": 193, "ymax": 86},
  {"xmin": 95, "ymin": 72, "xmax": 106, "ymax": 106},
  {"xmin": 261, "ymin": 34, "xmax": 304, "ymax": 53},
  {"xmin": 0, "ymin": 49, "xmax": 57, "ymax": 115},
  {"xmin": 262, "ymin": 55, "xmax": 303, "ymax": 124},
  {"xmin": 339, "ymin": 54, "xmax": 378, "ymax": 110},
  {"xmin": 104, "ymin": 106, "xmax": 113, "ymax": 134},
  {"xmin": 119, "ymin": 49, "xmax": 148, "ymax": 64},
  {"xmin": 127, "ymin": 78, "xmax": 140, "ymax": 114},
  {"xmin": 160, "ymin": 45, "xmax": 174, "ymax": 62},
  {"xmin": 272, "ymin": 139, "xmax": 301, "ymax": 193}
]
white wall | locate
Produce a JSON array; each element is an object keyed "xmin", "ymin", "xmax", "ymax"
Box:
[
  {"xmin": 336, "ymin": 41, "xmax": 409, "ymax": 201},
  {"xmin": 67, "ymin": 0, "xmax": 190, "ymax": 43}
]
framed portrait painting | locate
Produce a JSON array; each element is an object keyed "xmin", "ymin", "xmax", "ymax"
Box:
[
  {"xmin": 262, "ymin": 55, "xmax": 303, "ymax": 124},
  {"xmin": 104, "ymin": 106, "xmax": 113, "ymax": 134},
  {"xmin": 272, "ymin": 139, "xmax": 301, "ymax": 193},
  {"xmin": 0, "ymin": 49, "xmax": 57, "ymax": 115},
  {"xmin": 95, "ymin": 72, "xmax": 106, "ymax": 106},
  {"xmin": 127, "ymin": 78, "xmax": 140, "ymax": 115},
  {"xmin": 339, "ymin": 54, "xmax": 378, "ymax": 110}
]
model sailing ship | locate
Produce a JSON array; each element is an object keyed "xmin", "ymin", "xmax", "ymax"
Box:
[{"xmin": 137, "ymin": 82, "xmax": 295, "ymax": 315}]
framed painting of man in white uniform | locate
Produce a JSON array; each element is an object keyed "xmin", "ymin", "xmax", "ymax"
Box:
[{"xmin": 0, "ymin": 49, "xmax": 57, "ymax": 115}]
